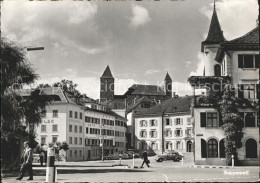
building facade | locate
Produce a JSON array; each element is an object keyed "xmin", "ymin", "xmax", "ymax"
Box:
[
  {"xmin": 192, "ymin": 5, "xmax": 259, "ymax": 165},
  {"xmin": 32, "ymin": 87, "xmax": 127, "ymax": 161},
  {"xmin": 134, "ymin": 96, "xmax": 194, "ymax": 154}
]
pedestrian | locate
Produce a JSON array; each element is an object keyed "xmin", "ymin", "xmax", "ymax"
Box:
[
  {"xmin": 140, "ymin": 150, "xmax": 150, "ymax": 168},
  {"xmin": 40, "ymin": 151, "xmax": 45, "ymax": 166},
  {"xmin": 16, "ymin": 141, "xmax": 33, "ymax": 180}
]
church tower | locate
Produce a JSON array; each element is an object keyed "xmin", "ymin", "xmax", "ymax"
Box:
[
  {"xmin": 164, "ymin": 72, "xmax": 172, "ymax": 98},
  {"xmin": 100, "ymin": 65, "xmax": 114, "ymax": 102},
  {"xmin": 201, "ymin": 1, "xmax": 226, "ymax": 76}
]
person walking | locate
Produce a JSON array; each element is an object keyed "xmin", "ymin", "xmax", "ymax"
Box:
[
  {"xmin": 40, "ymin": 151, "xmax": 45, "ymax": 166},
  {"xmin": 140, "ymin": 150, "xmax": 150, "ymax": 168},
  {"xmin": 16, "ymin": 141, "xmax": 33, "ymax": 180}
]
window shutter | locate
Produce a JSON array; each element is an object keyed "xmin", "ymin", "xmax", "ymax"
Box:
[
  {"xmin": 180, "ymin": 130, "xmax": 183, "ymax": 137},
  {"xmin": 238, "ymin": 54, "xmax": 243, "ymax": 68},
  {"xmin": 180, "ymin": 118, "xmax": 183, "ymax": 125},
  {"xmin": 170, "ymin": 119, "xmax": 172, "ymax": 126},
  {"xmin": 149, "ymin": 131, "xmax": 152, "ymax": 137},
  {"xmin": 185, "ymin": 129, "xmax": 187, "ymax": 135},
  {"xmin": 156, "ymin": 143, "xmax": 158, "ymax": 150},
  {"xmin": 139, "ymin": 131, "xmax": 142, "ymax": 137},
  {"xmin": 140, "ymin": 121, "xmax": 142, "ymax": 127},
  {"xmin": 181, "ymin": 142, "xmax": 183, "ymax": 149},
  {"xmin": 238, "ymin": 84, "xmax": 244, "ymax": 99},
  {"xmin": 155, "ymin": 120, "xmax": 158, "ymax": 126},
  {"xmin": 201, "ymin": 139, "xmax": 207, "ymax": 158},
  {"xmin": 150, "ymin": 120, "xmax": 152, "ymax": 127},
  {"xmin": 170, "ymin": 130, "xmax": 172, "ymax": 137},
  {"xmin": 145, "ymin": 131, "xmax": 147, "ymax": 138},
  {"xmin": 174, "ymin": 130, "xmax": 177, "ymax": 137},
  {"xmin": 174, "ymin": 118, "xmax": 177, "ymax": 125},
  {"xmin": 155, "ymin": 131, "xmax": 157, "ymax": 138},
  {"xmin": 200, "ymin": 112, "xmax": 206, "ymax": 127}
]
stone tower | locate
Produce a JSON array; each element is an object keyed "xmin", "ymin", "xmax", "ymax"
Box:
[
  {"xmin": 100, "ymin": 65, "xmax": 114, "ymax": 101},
  {"xmin": 164, "ymin": 72, "xmax": 172, "ymax": 98},
  {"xmin": 201, "ymin": 3, "xmax": 226, "ymax": 76}
]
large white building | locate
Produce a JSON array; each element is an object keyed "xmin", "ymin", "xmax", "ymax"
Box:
[
  {"xmin": 191, "ymin": 5, "xmax": 259, "ymax": 166},
  {"xmin": 25, "ymin": 87, "xmax": 127, "ymax": 161},
  {"xmin": 134, "ymin": 96, "xmax": 194, "ymax": 154}
]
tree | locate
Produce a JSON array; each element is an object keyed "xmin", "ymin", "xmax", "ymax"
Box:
[
  {"xmin": 53, "ymin": 79, "xmax": 81, "ymax": 97},
  {"xmin": 1, "ymin": 38, "xmax": 51, "ymax": 170}
]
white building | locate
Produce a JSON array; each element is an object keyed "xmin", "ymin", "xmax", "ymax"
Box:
[
  {"xmin": 192, "ymin": 5, "xmax": 259, "ymax": 166},
  {"xmin": 30, "ymin": 87, "xmax": 127, "ymax": 161},
  {"xmin": 134, "ymin": 96, "xmax": 194, "ymax": 154}
]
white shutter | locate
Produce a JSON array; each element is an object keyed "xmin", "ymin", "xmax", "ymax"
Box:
[
  {"xmin": 144, "ymin": 121, "xmax": 147, "ymax": 127},
  {"xmin": 156, "ymin": 142, "xmax": 158, "ymax": 150},
  {"xmin": 174, "ymin": 118, "xmax": 177, "ymax": 125},
  {"xmin": 155, "ymin": 131, "xmax": 158, "ymax": 138},
  {"xmin": 170, "ymin": 119, "xmax": 172, "ymax": 126},
  {"xmin": 145, "ymin": 131, "xmax": 147, "ymax": 138},
  {"xmin": 180, "ymin": 130, "xmax": 183, "ymax": 137},
  {"xmin": 149, "ymin": 120, "xmax": 152, "ymax": 127},
  {"xmin": 181, "ymin": 118, "xmax": 183, "ymax": 125},
  {"xmin": 149, "ymin": 131, "xmax": 152, "ymax": 137},
  {"xmin": 170, "ymin": 130, "xmax": 172, "ymax": 137},
  {"xmin": 155, "ymin": 120, "xmax": 158, "ymax": 126},
  {"xmin": 140, "ymin": 121, "xmax": 142, "ymax": 127},
  {"xmin": 174, "ymin": 130, "xmax": 177, "ymax": 137},
  {"xmin": 139, "ymin": 131, "xmax": 142, "ymax": 137},
  {"xmin": 181, "ymin": 142, "xmax": 183, "ymax": 149}
]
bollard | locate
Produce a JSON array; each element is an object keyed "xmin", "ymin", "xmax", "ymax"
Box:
[
  {"xmin": 132, "ymin": 153, "xmax": 135, "ymax": 168},
  {"xmin": 181, "ymin": 157, "xmax": 184, "ymax": 166},
  {"xmin": 46, "ymin": 147, "xmax": 56, "ymax": 183},
  {"xmin": 231, "ymin": 155, "xmax": 234, "ymax": 168},
  {"xmin": 119, "ymin": 154, "xmax": 122, "ymax": 165}
]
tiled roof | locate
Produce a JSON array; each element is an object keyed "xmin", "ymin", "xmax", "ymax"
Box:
[
  {"xmin": 126, "ymin": 96, "xmax": 154, "ymax": 113},
  {"xmin": 83, "ymin": 107, "xmax": 127, "ymax": 121},
  {"xmin": 134, "ymin": 96, "xmax": 193, "ymax": 117},
  {"xmin": 164, "ymin": 72, "xmax": 172, "ymax": 81},
  {"xmin": 124, "ymin": 84, "xmax": 166, "ymax": 96},
  {"xmin": 101, "ymin": 65, "xmax": 114, "ymax": 79},
  {"xmin": 201, "ymin": 8, "xmax": 226, "ymax": 52},
  {"xmin": 215, "ymin": 26, "xmax": 259, "ymax": 62}
]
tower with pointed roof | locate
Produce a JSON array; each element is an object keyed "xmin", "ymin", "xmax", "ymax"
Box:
[
  {"xmin": 164, "ymin": 72, "xmax": 172, "ymax": 98},
  {"xmin": 100, "ymin": 65, "xmax": 114, "ymax": 101},
  {"xmin": 201, "ymin": 1, "xmax": 226, "ymax": 76}
]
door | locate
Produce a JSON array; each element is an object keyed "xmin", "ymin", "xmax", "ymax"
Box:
[
  {"xmin": 88, "ymin": 150, "xmax": 91, "ymax": 160},
  {"xmin": 187, "ymin": 141, "xmax": 192, "ymax": 152}
]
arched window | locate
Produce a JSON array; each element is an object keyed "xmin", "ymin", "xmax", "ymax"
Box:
[
  {"xmin": 245, "ymin": 139, "xmax": 257, "ymax": 158},
  {"xmin": 201, "ymin": 139, "xmax": 207, "ymax": 158},
  {"xmin": 245, "ymin": 112, "xmax": 256, "ymax": 127},
  {"xmin": 219, "ymin": 139, "xmax": 225, "ymax": 158},
  {"xmin": 176, "ymin": 142, "xmax": 181, "ymax": 149},
  {"xmin": 208, "ymin": 139, "xmax": 218, "ymax": 158},
  {"xmin": 187, "ymin": 141, "xmax": 192, "ymax": 152},
  {"xmin": 214, "ymin": 64, "xmax": 221, "ymax": 76},
  {"xmin": 151, "ymin": 142, "xmax": 156, "ymax": 150}
]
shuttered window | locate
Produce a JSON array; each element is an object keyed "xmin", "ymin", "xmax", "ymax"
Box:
[
  {"xmin": 201, "ymin": 139, "xmax": 207, "ymax": 158},
  {"xmin": 200, "ymin": 112, "xmax": 206, "ymax": 127}
]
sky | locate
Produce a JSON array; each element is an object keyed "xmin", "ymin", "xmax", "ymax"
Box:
[{"xmin": 2, "ymin": 0, "xmax": 258, "ymax": 99}]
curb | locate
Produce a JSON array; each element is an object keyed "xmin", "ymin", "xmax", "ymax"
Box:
[{"xmin": 186, "ymin": 165, "xmax": 231, "ymax": 169}]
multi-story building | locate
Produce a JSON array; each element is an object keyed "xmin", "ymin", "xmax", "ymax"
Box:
[
  {"xmin": 191, "ymin": 5, "xmax": 259, "ymax": 165},
  {"xmin": 134, "ymin": 96, "xmax": 194, "ymax": 154},
  {"xmin": 28, "ymin": 87, "xmax": 127, "ymax": 161}
]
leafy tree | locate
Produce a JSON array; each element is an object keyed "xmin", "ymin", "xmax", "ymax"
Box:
[{"xmin": 53, "ymin": 79, "xmax": 81, "ymax": 97}]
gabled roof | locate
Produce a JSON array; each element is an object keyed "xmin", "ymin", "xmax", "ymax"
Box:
[
  {"xmin": 134, "ymin": 96, "xmax": 193, "ymax": 117},
  {"xmin": 201, "ymin": 7, "xmax": 226, "ymax": 52},
  {"xmin": 101, "ymin": 65, "xmax": 114, "ymax": 79},
  {"xmin": 215, "ymin": 26, "xmax": 259, "ymax": 62},
  {"xmin": 126, "ymin": 96, "xmax": 154, "ymax": 113},
  {"xmin": 123, "ymin": 84, "xmax": 166, "ymax": 96},
  {"xmin": 164, "ymin": 72, "xmax": 172, "ymax": 81}
]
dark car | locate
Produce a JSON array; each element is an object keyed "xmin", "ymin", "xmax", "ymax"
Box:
[
  {"xmin": 155, "ymin": 151, "xmax": 183, "ymax": 162},
  {"xmin": 126, "ymin": 151, "xmax": 141, "ymax": 158}
]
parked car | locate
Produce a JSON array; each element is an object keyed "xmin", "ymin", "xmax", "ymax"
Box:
[
  {"xmin": 32, "ymin": 154, "xmax": 40, "ymax": 163},
  {"xmin": 126, "ymin": 151, "xmax": 141, "ymax": 158},
  {"xmin": 104, "ymin": 152, "xmax": 129, "ymax": 160},
  {"xmin": 155, "ymin": 151, "xmax": 183, "ymax": 162}
]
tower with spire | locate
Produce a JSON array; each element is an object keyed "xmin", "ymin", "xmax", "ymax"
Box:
[
  {"xmin": 164, "ymin": 72, "xmax": 172, "ymax": 98},
  {"xmin": 201, "ymin": 1, "xmax": 226, "ymax": 76},
  {"xmin": 100, "ymin": 65, "xmax": 114, "ymax": 101}
]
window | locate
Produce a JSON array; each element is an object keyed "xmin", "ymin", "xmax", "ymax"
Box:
[
  {"xmin": 214, "ymin": 64, "xmax": 221, "ymax": 76},
  {"xmin": 86, "ymin": 127, "xmax": 88, "ymax": 134},
  {"xmin": 69, "ymin": 125, "xmax": 72, "ymax": 132},
  {"xmin": 176, "ymin": 141, "xmax": 181, "ymax": 149},
  {"xmin": 176, "ymin": 118, "xmax": 181, "ymax": 125},
  {"xmin": 165, "ymin": 129, "xmax": 172, "ymax": 137},
  {"xmin": 185, "ymin": 128, "xmax": 192, "ymax": 136},
  {"xmin": 41, "ymin": 136, "xmax": 46, "ymax": 145},
  {"xmin": 53, "ymin": 110, "xmax": 58, "ymax": 117},
  {"xmin": 245, "ymin": 112, "xmax": 256, "ymax": 127},
  {"xmin": 150, "ymin": 120, "xmax": 157, "ymax": 126},
  {"xmin": 245, "ymin": 138, "xmax": 257, "ymax": 158},
  {"xmin": 80, "ymin": 112, "xmax": 82, "ymax": 119},
  {"xmin": 69, "ymin": 150, "xmax": 72, "ymax": 158},
  {"xmin": 140, "ymin": 130, "xmax": 147, "ymax": 138},
  {"xmin": 238, "ymin": 54, "xmax": 259, "ymax": 69},
  {"xmin": 238, "ymin": 84, "xmax": 258, "ymax": 99},
  {"xmin": 220, "ymin": 139, "xmax": 225, "ymax": 158},
  {"xmin": 74, "ymin": 137, "xmax": 78, "ymax": 145},
  {"xmin": 166, "ymin": 142, "xmax": 172, "ymax": 150},
  {"xmin": 79, "ymin": 126, "xmax": 82, "ymax": 133},
  {"xmin": 52, "ymin": 124, "xmax": 58, "ymax": 132},
  {"xmin": 175, "ymin": 129, "xmax": 182, "ymax": 137},
  {"xmin": 140, "ymin": 120, "xmax": 147, "ymax": 127},
  {"xmin": 69, "ymin": 111, "xmax": 73, "ymax": 118},
  {"xmin": 150, "ymin": 130, "xmax": 157, "ymax": 138},
  {"xmin": 207, "ymin": 113, "xmax": 218, "ymax": 127},
  {"xmin": 79, "ymin": 150, "xmax": 82, "ymax": 157},
  {"xmin": 79, "ymin": 138, "xmax": 82, "ymax": 145},
  {"xmin": 52, "ymin": 136, "xmax": 58, "ymax": 143},
  {"xmin": 75, "ymin": 112, "xmax": 78, "ymax": 119},
  {"xmin": 208, "ymin": 139, "xmax": 218, "ymax": 158},
  {"xmin": 151, "ymin": 142, "xmax": 157, "ymax": 150},
  {"xmin": 187, "ymin": 117, "xmax": 191, "ymax": 125},
  {"xmin": 74, "ymin": 126, "xmax": 78, "ymax": 133},
  {"xmin": 41, "ymin": 125, "xmax": 46, "ymax": 132},
  {"xmin": 201, "ymin": 139, "xmax": 207, "ymax": 158},
  {"xmin": 75, "ymin": 150, "xmax": 77, "ymax": 158},
  {"xmin": 69, "ymin": 137, "xmax": 72, "ymax": 144},
  {"xmin": 165, "ymin": 119, "xmax": 171, "ymax": 126}
]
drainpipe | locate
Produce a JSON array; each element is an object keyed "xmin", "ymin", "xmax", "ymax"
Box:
[{"xmin": 161, "ymin": 113, "xmax": 164, "ymax": 154}]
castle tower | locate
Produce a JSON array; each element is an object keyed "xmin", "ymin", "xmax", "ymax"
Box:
[
  {"xmin": 164, "ymin": 72, "xmax": 172, "ymax": 98},
  {"xmin": 201, "ymin": 2, "xmax": 226, "ymax": 76},
  {"xmin": 100, "ymin": 65, "xmax": 114, "ymax": 101}
]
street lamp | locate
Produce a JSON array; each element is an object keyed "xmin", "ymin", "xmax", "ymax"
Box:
[{"xmin": 26, "ymin": 46, "xmax": 44, "ymax": 51}]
